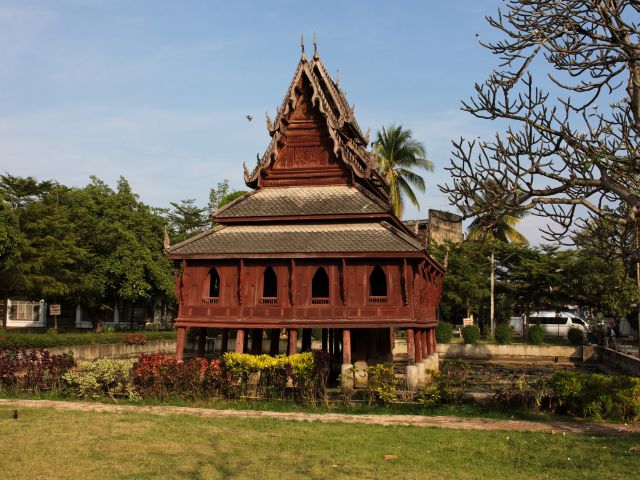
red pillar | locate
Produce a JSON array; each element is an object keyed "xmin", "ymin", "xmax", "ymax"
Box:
[
  {"xmin": 176, "ymin": 327, "xmax": 186, "ymax": 362},
  {"xmin": 269, "ymin": 328, "xmax": 280, "ymax": 355},
  {"xmin": 235, "ymin": 328, "xmax": 245, "ymax": 354},
  {"xmin": 342, "ymin": 329, "xmax": 351, "ymax": 364},
  {"xmin": 422, "ymin": 329, "xmax": 427, "ymax": 355},
  {"xmin": 406, "ymin": 328, "xmax": 416, "ymax": 365},
  {"xmin": 288, "ymin": 328, "xmax": 298, "ymax": 355},
  {"xmin": 415, "ymin": 329, "xmax": 423, "ymax": 363},
  {"xmin": 432, "ymin": 328, "xmax": 437, "ymax": 354},
  {"xmin": 220, "ymin": 328, "xmax": 229, "ymax": 354}
]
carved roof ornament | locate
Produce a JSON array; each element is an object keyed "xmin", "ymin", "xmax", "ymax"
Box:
[
  {"xmin": 300, "ymin": 33, "xmax": 306, "ymax": 62},
  {"xmin": 265, "ymin": 111, "xmax": 275, "ymax": 135},
  {"xmin": 313, "ymin": 32, "xmax": 319, "ymax": 61},
  {"xmin": 243, "ymin": 40, "xmax": 390, "ymax": 200}
]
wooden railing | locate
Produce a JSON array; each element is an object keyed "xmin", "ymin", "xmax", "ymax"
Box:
[
  {"xmin": 311, "ymin": 298, "xmax": 330, "ymax": 305},
  {"xmin": 202, "ymin": 297, "xmax": 220, "ymax": 304},
  {"xmin": 368, "ymin": 296, "xmax": 388, "ymax": 304},
  {"xmin": 258, "ymin": 297, "xmax": 278, "ymax": 305}
]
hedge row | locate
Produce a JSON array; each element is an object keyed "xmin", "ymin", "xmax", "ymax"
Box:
[{"xmin": 0, "ymin": 331, "xmax": 176, "ymax": 349}]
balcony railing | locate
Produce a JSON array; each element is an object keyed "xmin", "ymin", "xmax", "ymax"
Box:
[
  {"xmin": 258, "ymin": 297, "xmax": 278, "ymax": 305},
  {"xmin": 202, "ymin": 297, "xmax": 220, "ymax": 304},
  {"xmin": 368, "ymin": 296, "xmax": 388, "ymax": 304},
  {"xmin": 311, "ymin": 298, "xmax": 330, "ymax": 305}
]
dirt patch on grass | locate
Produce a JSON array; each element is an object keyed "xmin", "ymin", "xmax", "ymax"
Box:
[{"xmin": 1, "ymin": 398, "xmax": 637, "ymax": 436}]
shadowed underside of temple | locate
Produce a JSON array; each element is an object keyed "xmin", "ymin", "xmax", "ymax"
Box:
[{"xmin": 166, "ymin": 39, "xmax": 444, "ymax": 388}]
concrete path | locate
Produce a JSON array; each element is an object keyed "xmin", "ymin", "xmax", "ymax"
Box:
[{"xmin": 2, "ymin": 398, "xmax": 638, "ymax": 436}]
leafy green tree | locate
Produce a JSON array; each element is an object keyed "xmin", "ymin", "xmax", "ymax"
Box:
[
  {"xmin": 166, "ymin": 199, "xmax": 209, "ymax": 243},
  {"xmin": 430, "ymin": 241, "xmax": 491, "ymax": 326},
  {"xmin": 72, "ymin": 177, "xmax": 175, "ymax": 321},
  {"xmin": 374, "ymin": 125, "xmax": 433, "ymax": 218}
]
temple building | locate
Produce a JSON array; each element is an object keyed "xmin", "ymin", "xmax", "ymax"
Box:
[{"xmin": 166, "ymin": 38, "xmax": 444, "ymax": 388}]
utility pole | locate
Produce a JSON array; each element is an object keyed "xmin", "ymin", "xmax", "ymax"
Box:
[{"xmin": 490, "ymin": 251, "xmax": 495, "ymax": 337}]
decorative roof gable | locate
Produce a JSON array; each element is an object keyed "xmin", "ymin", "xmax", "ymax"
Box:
[{"xmin": 244, "ymin": 38, "xmax": 389, "ymax": 201}]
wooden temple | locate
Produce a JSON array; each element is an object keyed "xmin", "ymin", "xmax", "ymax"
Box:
[{"xmin": 166, "ymin": 38, "xmax": 444, "ymax": 388}]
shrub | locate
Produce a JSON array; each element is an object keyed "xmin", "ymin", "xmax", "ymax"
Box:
[
  {"xmin": 221, "ymin": 351, "xmax": 326, "ymax": 403},
  {"xmin": 435, "ymin": 322, "xmax": 453, "ymax": 343},
  {"xmin": 461, "ymin": 325, "xmax": 480, "ymax": 344},
  {"xmin": 494, "ymin": 323, "xmax": 513, "ymax": 345},
  {"xmin": 365, "ymin": 364, "xmax": 398, "ymax": 406},
  {"xmin": 0, "ymin": 331, "xmax": 176, "ymax": 349},
  {"xmin": 527, "ymin": 323, "xmax": 544, "ymax": 345},
  {"xmin": 0, "ymin": 346, "xmax": 75, "ymax": 392},
  {"xmin": 547, "ymin": 370, "xmax": 640, "ymax": 421},
  {"xmin": 415, "ymin": 379, "xmax": 442, "ymax": 407},
  {"xmin": 438, "ymin": 360, "xmax": 471, "ymax": 406},
  {"xmin": 567, "ymin": 327, "xmax": 584, "ymax": 346},
  {"xmin": 63, "ymin": 359, "xmax": 138, "ymax": 400},
  {"xmin": 132, "ymin": 354, "xmax": 221, "ymax": 400}
]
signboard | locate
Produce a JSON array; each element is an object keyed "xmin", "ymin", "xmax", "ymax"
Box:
[
  {"xmin": 462, "ymin": 317, "xmax": 474, "ymax": 326},
  {"xmin": 49, "ymin": 304, "xmax": 61, "ymax": 316}
]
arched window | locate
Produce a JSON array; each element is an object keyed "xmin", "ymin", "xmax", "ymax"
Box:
[
  {"xmin": 311, "ymin": 267, "xmax": 330, "ymax": 302},
  {"xmin": 208, "ymin": 268, "xmax": 220, "ymax": 298},
  {"xmin": 262, "ymin": 266, "xmax": 278, "ymax": 298},
  {"xmin": 202, "ymin": 267, "xmax": 220, "ymax": 304},
  {"xmin": 369, "ymin": 265, "xmax": 387, "ymax": 300}
]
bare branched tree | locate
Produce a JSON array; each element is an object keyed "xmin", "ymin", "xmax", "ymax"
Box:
[{"xmin": 440, "ymin": 0, "xmax": 640, "ymax": 264}]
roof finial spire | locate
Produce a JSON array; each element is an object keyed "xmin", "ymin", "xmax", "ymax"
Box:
[
  {"xmin": 313, "ymin": 32, "xmax": 319, "ymax": 60},
  {"xmin": 335, "ymin": 69, "xmax": 340, "ymax": 86},
  {"xmin": 300, "ymin": 33, "xmax": 306, "ymax": 62}
]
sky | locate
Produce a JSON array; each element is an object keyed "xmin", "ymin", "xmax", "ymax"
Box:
[{"xmin": 0, "ymin": 0, "xmax": 550, "ymax": 243}]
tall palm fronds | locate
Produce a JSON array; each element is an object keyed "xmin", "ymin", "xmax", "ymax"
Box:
[
  {"xmin": 374, "ymin": 125, "xmax": 434, "ymax": 218},
  {"xmin": 466, "ymin": 180, "xmax": 528, "ymax": 244}
]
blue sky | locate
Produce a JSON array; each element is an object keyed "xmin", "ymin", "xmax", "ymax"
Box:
[{"xmin": 0, "ymin": 0, "xmax": 548, "ymax": 242}]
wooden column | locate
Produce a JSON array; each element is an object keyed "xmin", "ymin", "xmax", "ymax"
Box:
[
  {"xmin": 321, "ymin": 328, "xmax": 328, "ymax": 352},
  {"xmin": 235, "ymin": 328, "xmax": 245, "ymax": 354},
  {"xmin": 415, "ymin": 329, "xmax": 423, "ymax": 363},
  {"xmin": 422, "ymin": 328, "xmax": 429, "ymax": 356},
  {"xmin": 269, "ymin": 328, "xmax": 280, "ymax": 355},
  {"xmin": 301, "ymin": 328, "xmax": 312, "ymax": 352},
  {"xmin": 251, "ymin": 328, "xmax": 263, "ymax": 355},
  {"xmin": 197, "ymin": 327, "xmax": 207, "ymax": 357},
  {"xmin": 288, "ymin": 328, "xmax": 298, "ymax": 355},
  {"xmin": 406, "ymin": 328, "xmax": 416, "ymax": 365},
  {"xmin": 220, "ymin": 328, "xmax": 229, "ymax": 354},
  {"xmin": 176, "ymin": 327, "xmax": 186, "ymax": 362},
  {"xmin": 342, "ymin": 329, "xmax": 351, "ymax": 364}
]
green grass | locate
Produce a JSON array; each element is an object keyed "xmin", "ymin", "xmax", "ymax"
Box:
[
  {"xmin": 0, "ymin": 406, "xmax": 638, "ymax": 480},
  {"xmin": 0, "ymin": 330, "xmax": 176, "ymax": 348}
]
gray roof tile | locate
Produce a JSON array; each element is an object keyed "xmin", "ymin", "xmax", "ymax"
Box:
[
  {"xmin": 214, "ymin": 185, "xmax": 389, "ymax": 219},
  {"xmin": 168, "ymin": 222, "xmax": 423, "ymax": 255}
]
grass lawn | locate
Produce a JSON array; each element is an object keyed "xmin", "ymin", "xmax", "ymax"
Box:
[{"xmin": 1, "ymin": 407, "xmax": 638, "ymax": 480}]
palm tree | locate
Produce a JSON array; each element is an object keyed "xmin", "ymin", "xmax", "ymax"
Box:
[
  {"xmin": 466, "ymin": 180, "xmax": 528, "ymax": 244},
  {"xmin": 374, "ymin": 125, "xmax": 434, "ymax": 218}
]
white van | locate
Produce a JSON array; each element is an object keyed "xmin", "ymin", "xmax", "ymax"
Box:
[{"xmin": 510, "ymin": 311, "xmax": 588, "ymax": 337}]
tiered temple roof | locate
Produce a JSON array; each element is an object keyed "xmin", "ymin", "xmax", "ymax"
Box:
[{"xmin": 167, "ymin": 39, "xmax": 437, "ymax": 266}]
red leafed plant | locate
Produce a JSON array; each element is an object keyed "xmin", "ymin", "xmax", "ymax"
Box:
[{"xmin": 132, "ymin": 354, "xmax": 222, "ymax": 399}]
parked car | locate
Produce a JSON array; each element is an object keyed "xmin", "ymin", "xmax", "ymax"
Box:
[{"xmin": 509, "ymin": 310, "xmax": 588, "ymax": 338}]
